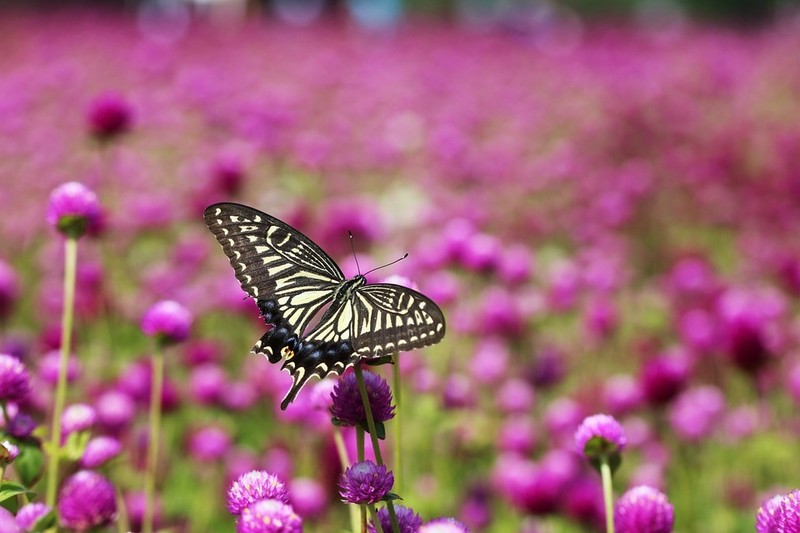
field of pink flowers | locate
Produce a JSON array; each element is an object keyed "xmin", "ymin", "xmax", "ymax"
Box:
[{"xmin": 2, "ymin": 9, "xmax": 800, "ymax": 533}]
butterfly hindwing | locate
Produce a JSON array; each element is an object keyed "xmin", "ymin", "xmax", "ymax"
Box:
[{"xmin": 203, "ymin": 203, "xmax": 344, "ymax": 337}]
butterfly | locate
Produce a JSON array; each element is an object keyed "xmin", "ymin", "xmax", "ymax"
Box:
[{"xmin": 203, "ymin": 202, "xmax": 446, "ymax": 409}]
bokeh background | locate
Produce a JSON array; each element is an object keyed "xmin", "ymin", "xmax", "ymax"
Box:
[{"xmin": 3, "ymin": 0, "xmax": 800, "ymax": 531}]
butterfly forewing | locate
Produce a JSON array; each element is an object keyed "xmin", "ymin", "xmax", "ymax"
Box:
[{"xmin": 203, "ymin": 203, "xmax": 344, "ymax": 335}]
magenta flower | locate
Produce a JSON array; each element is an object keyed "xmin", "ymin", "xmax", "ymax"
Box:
[
  {"xmin": 61, "ymin": 403, "xmax": 97, "ymax": 438},
  {"xmin": 0, "ymin": 507, "xmax": 19, "ymax": 533},
  {"xmin": 368, "ymin": 505, "xmax": 423, "ymax": 533},
  {"xmin": 141, "ymin": 300, "xmax": 193, "ymax": 345},
  {"xmin": 420, "ymin": 518, "xmax": 470, "ymax": 532},
  {"xmin": 614, "ymin": 485, "xmax": 675, "ymax": 533},
  {"xmin": 57, "ymin": 470, "xmax": 118, "ymax": 531},
  {"xmin": 289, "ymin": 477, "xmax": 327, "ymax": 518},
  {"xmin": 46, "ymin": 182, "xmax": 101, "ymax": 239},
  {"xmin": 15, "ymin": 502, "xmax": 53, "ymax": 532},
  {"xmin": 330, "ymin": 369, "xmax": 394, "ymax": 428},
  {"xmin": 0, "ymin": 260, "xmax": 19, "ymax": 321},
  {"xmin": 575, "ymin": 413, "xmax": 627, "ymax": 456},
  {"xmin": 227, "ymin": 470, "xmax": 290, "ymax": 515},
  {"xmin": 0, "ymin": 353, "xmax": 31, "ymax": 403},
  {"xmin": 188, "ymin": 425, "xmax": 231, "ymax": 462},
  {"xmin": 86, "ymin": 93, "xmax": 133, "ymax": 141},
  {"xmin": 236, "ymin": 499, "xmax": 302, "ymax": 533},
  {"xmin": 338, "ymin": 460, "xmax": 394, "ymax": 505},
  {"xmin": 80, "ymin": 436, "xmax": 122, "ymax": 469},
  {"xmin": 7, "ymin": 413, "xmax": 37, "ymax": 439}
]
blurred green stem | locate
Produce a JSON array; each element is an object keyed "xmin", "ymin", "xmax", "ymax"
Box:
[
  {"xmin": 143, "ymin": 345, "xmax": 165, "ymax": 533},
  {"xmin": 45, "ymin": 236, "xmax": 78, "ymax": 512},
  {"xmin": 392, "ymin": 355, "xmax": 402, "ymax": 494},
  {"xmin": 354, "ymin": 365, "xmax": 400, "ymax": 533},
  {"xmin": 0, "ymin": 401, "xmax": 9, "ymax": 425},
  {"xmin": 356, "ymin": 427, "xmax": 366, "ymax": 532},
  {"xmin": 367, "ymin": 504, "xmax": 384, "ymax": 533},
  {"xmin": 600, "ymin": 458, "xmax": 615, "ymax": 533},
  {"xmin": 333, "ymin": 428, "xmax": 361, "ymax": 533}
]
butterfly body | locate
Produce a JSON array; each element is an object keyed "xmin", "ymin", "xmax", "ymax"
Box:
[{"xmin": 204, "ymin": 203, "xmax": 446, "ymax": 409}]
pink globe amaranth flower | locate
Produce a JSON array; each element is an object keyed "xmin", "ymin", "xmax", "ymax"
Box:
[
  {"xmin": 189, "ymin": 363, "xmax": 228, "ymax": 405},
  {"xmin": 1, "ymin": 440, "xmax": 19, "ymax": 464},
  {"xmin": 0, "ymin": 353, "xmax": 31, "ymax": 403},
  {"xmin": 330, "ymin": 368, "xmax": 394, "ymax": 427},
  {"xmin": 574, "ymin": 413, "xmax": 627, "ymax": 458},
  {"xmin": 46, "ymin": 182, "xmax": 101, "ymax": 239},
  {"xmin": 227, "ymin": 470, "xmax": 290, "ymax": 515},
  {"xmin": 0, "ymin": 507, "xmax": 19, "ymax": 533},
  {"xmin": 290, "ymin": 477, "xmax": 327, "ymax": 518},
  {"xmin": 80, "ymin": 436, "xmax": 122, "ymax": 469},
  {"xmin": 16, "ymin": 502, "xmax": 53, "ymax": 531},
  {"xmin": 368, "ymin": 505, "xmax": 423, "ymax": 533},
  {"xmin": 496, "ymin": 378, "xmax": 535, "ymax": 415},
  {"xmin": 61, "ymin": 403, "xmax": 96, "ymax": 438},
  {"xmin": 338, "ymin": 460, "xmax": 394, "ymax": 505},
  {"xmin": 7, "ymin": 413, "xmax": 37, "ymax": 439},
  {"xmin": 124, "ymin": 491, "xmax": 162, "ymax": 533},
  {"xmin": 639, "ymin": 353, "xmax": 690, "ymax": 406},
  {"xmin": 141, "ymin": 300, "xmax": 193, "ymax": 344},
  {"xmin": 0, "ymin": 260, "xmax": 19, "ymax": 321},
  {"xmin": 614, "ymin": 485, "xmax": 675, "ymax": 533},
  {"xmin": 188, "ymin": 425, "xmax": 231, "ymax": 462},
  {"xmin": 38, "ymin": 350, "xmax": 81, "ymax": 385},
  {"xmin": 94, "ymin": 390, "xmax": 136, "ymax": 434},
  {"xmin": 57, "ymin": 470, "xmax": 117, "ymax": 531},
  {"xmin": 667, "ymin": 385, "xmax": 725, "ymax": 442},
  {"xmin": 86, "ymin": 93, "xmax": 133, "ymax": 141},
  {"xmin": 420, "ymin": 518, "xmax": 470, "ymax": 532},
  {"xmin": 236, "ymin": 499, "xmax": 302, "ymax": 533}
]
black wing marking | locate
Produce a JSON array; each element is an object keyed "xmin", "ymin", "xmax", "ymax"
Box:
[
  {"xmin": 348, "ymin": 284, "xmax": 446, "ymax": 360},
  {"xmin": 203, "ymin": 203, "xmax": 344, "ymax": 336}
]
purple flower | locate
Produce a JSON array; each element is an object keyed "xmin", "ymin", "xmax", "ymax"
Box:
[
  {"xmin": 46, "ymin": 182, "xmax": 101, "ymax": 239},
  {"xmin": 227, "ymin": 470, "xmax": 290, "ymax": 515},
  {"xmin": 16, "ymin": 502, "xmax": 53, "ymax": 532},
  {"xmin": 0, "ymin": 260, "xmax": 19, "ymax": 321},
  {"xmin": 289, "ymin": 477, "xmax": 328, "ymax": 518},
  {"xmin": 420, "ymin": 518, "xmax": 470, "ymax": 532},
  {"xmin": 668, "ymin": 385, "xmax": 726, "ymax": 442},
  {"xmin": 7, "ymin": 413, "xmax": 37, "ymax": 439},
  {"xmin": 757, "ymin": 494, "xmax": 785, "ymax": 533},
  {"xmin": 94, "ymin": 390, "xmax": 136, "ymax": 434},
  {"xmin": 368, "ymin": 505, "xmax": 423, "ymax": 533},
  {"xmin": 80, "ymin": 436, "xmax": 122, "ymax": 469},
  {"xmin": 86, "ymin": 93, "xmax": 133, "ymax": 141},
  {"xmin": 61, "ymin": 403, "xmax": 97, "ymax": 438},
  {"xmin": 574, "ymin": 414, "xmax": 627, "ymax": 457},
  {"xmin": 236, "ymin": 499, "xmax": 303, "ymax": 533},
  {"xmin": 124, "ymin": 491, "xmax": 162, "ymax": 533},
  {"xmin": 0, "ymin": 353, "xmax": 31, "ymax": 403},
  {"xmin": 338, "ymin": 460, "xmax": 394, "ymax": 505},
  {"xmin": 38, "ymin": 350, "xmax": 81, "ymax": 385},
  {"xmin": 0, "ymin": 507, "xmax": 20, "ymax": 533},
  {"xmin": 188, "ymin": 425, "xmax": 231, "ymax": 462},
  {"xmin": 141, "ymin": 300, "xmax": 193, "ymax": 345},
  {"xmin": 639, "ymin": 353, "xmax": 689, "ymax": 406},
  {"xmin": 330, "ymin": 369, "xmax": 394, "ymax": 427},
  {"xmin": 57, "ymin": 470, "xmax": 118, "ymax": 531},
  {"xmin": 189, "ymin": 363, "xmax": 228, "ymax": 404},
  {"xmin": 1, "ymin": 440, "xmax": 19, "ymax": 464},
  {"xmin": 614, "ymin": 485, "xmax": 675, "ymax": 533}
]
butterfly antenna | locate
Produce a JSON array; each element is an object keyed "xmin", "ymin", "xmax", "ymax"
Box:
[
  {"xmin": 349, "ymin": 231, "xmax": 362, "ymax": 275},
  {"xmin": 363, "ymin": 253, "xmax": 409, "ymax": 277}
]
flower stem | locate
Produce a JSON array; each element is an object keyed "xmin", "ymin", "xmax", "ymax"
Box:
[
  {"xmin": 392, "ymin": 355, "xmax": 402, "ymax": 494},
  {"xmin": 0, "ymin": 401, "xmax": 9, "ymax": 426},
  {"xmin": 367, "ymin": 504, "xmax": 384, "ymax": 533},
  {"xmin": 354, "ymin": 365, "xmax": 400, "ymax": 533},
  {"xmin": 143, "ymin": 345, "xmax": 165, "ymax": 533},
  {"xmin": 600, "ymin": 457, "xmax": 615, "ymax": 533},
  {"xmin": 356, "ymin": 427, "xmax": 366, "ymax": 533},
  {"xmin": 333, "ymin": 428, "xmax": 361, "ymax": 533},
  {"xmin": 45, "ymin": 236, "xmax": 78, "ymax": 510}
]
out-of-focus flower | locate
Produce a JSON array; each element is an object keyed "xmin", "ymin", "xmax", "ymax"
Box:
[
  {"xmin": 7, "ymin": 413, "xmax": 37, "ymax": 439},
  {"xmin": 497, "ymin": 416, "xmax": 537, "ymax": 456},
  {"xmin": 0, "ymin": 260, "xmax": 19, "ymax": 321},
  {"xmin": 667, "ymin": 385, "xmax": 725, "ymax": 442},
  {"xmin": 61, "ymin": 403, "xmax": 97, "ymax": 438},
  {"xmin": 38, "ymin": 350, "xmax": 81, "ymax": 385},
  {"xmin": 46, "ymin": 182, "xmax": 101, "ymax": 239},
  {"xmin": 16, "ymin": 502, "xmax": 53, "ymax": 532},
  {"xmin": 236, "ymin": 499, "xmax": 302, "ymax": 533},
  {"xmin": 1, "ymin": 440, "xmax": 19, "ymax": 464},
  {"xmin": 330, "ymin": 369, "xmax": 394, "ymax": 427},
  {"xmin": 86, "ymin": 93, "xmax": 134, "ymax": 141},
  {"xmin": 639, "ymin": 352, "xmax": 690, "ymax": 406},
  {"xmin": 124, "ymin": 491, "xmax": 161, "ymax": 533},
  {"xmin": 419, "ymin": 517, "xmax": 470, "ymax": 532},
  {"xmin": 614, "ymin": 485, "xmax": 674, "ymax": 533},
  {"xmin": 338, "ymin": 460, "xmax": 394, "ymax": 505},
  {"xmin": 290, "ymin": 477, "xmax": 327, "ymax": 518},
  {"xmin": 227, "ymin": 470, "xmax": 290, "ymax": 515},
  {"xmin": 469, "ymin": 338, "xmax": 509, "ymax": 386},
  {"xmin": 574, "ymin": 414, "xmax": 627, "ymax": 467},
  {"xmin": 496, "ymin": 378, "xmax": 535, "ymax": 414},
  {"xmin": 368, "ymin": 505, "xmax": 423, "ymax": 533},
  {"xmin": 188, "ymin": 425, "xmax": 231, "ymax": 462},
  {"xmin": 80, "ymin": 436, "xmax": 122, "ymax": 469},
  {"xmin": 189, "ymin": 363, "xmax": 228, "ymax": 405},
  {"xmin": 57, "ymin": 470, "xmax": 118, "ymax": 531},
  {"xmin": 141, "ymin": 300, "xmax": 193, "ymax": 345},
  {"xmin": 0, "ymin": 353, "xmax": 31, "ymax": 403},
  {"xmin": 0, "ymin": 507, "xmax": 19, "ymax": 533}
]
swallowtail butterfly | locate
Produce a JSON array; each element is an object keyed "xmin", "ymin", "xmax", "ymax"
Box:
[{"xmin": 204, "ymin": 203, "xmax": 446, "ymax": 409}]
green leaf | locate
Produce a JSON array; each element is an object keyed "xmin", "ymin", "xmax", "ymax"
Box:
[
  {"xmin": 0, "ymin": 480, "xmax": 35, "ymax": 504},
  {"xmin": 63, "ymin": 431, "xmax": 91, "ymax": 462},
  {"xmin": 14, "ymin": 443, "xmax": 45, "ymax": 488},
  {"xmin": 382, "ymin": 492, "xmax": 403, "ymax": 502},
  {"xmin": 373, "ymin": 422, "xmax": 386, "ymax": 440},
  {"xmin": 29, "ymin": 509, "xmax": 56, "ymax": 532}
]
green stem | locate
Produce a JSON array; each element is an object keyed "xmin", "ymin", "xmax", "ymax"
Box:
[
  {"xmin": 143, "ymin": 345, "xmax": 165, "ymax": 533},
  {"xmin": 600, "ymin": 458, "xmax": 615, "ymax": 533},
  {"xmin": 367, "ymin": 504, "xmax": 384, "ymax": 533},
  {"xmin": 1, "ymin": 465, "xmax": 6, "ymax": 483},
  {"xmin": 45, "ymin": 237, "xmax": 78, "ymax": 511},
  {"xmin": 356, "ymin": 427, "xmax": 366, "ymax": 532},
  {"xmin": 333, "ymin": 429, "xmax": 361, "ymax": 533},
  {"xmin": 392, "ymin": 356, "xmax": 402, "ymax": 494},
  {"xmin": 0, "ymin": 401, "xmax": 9, "ymax": 426},
  {"xmin": 353, "ymin": 365, "xmax": 400, "ymax": 533}
]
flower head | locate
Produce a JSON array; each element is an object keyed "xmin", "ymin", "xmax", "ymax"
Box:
[
  {"xmin": 141, "ymin": 300, "xmax": 193, "ymax": 345},
  {"xmin": 338, "ymin": 460, "xmax": 394, "ymax": 505},
  {"xmin": 420, "ymin": 518, "xmax": 471, "ymax": 532},
  {"xmin": 236, "ymin": 499, "xmax": 302, "ymax": 533},
  {"xmin": 188, "ymin": 425, "xmax": 231, "ymax": 462},
  {"xmin": 80, "ymin": 436, "xmax": 122, "ymax": 469},
  {"xmin": 7, "ymin": 413, "xmax": 37, "ymax": 439},
  {"xmin": 0, "ymin": 260, "xmax": 19, "ymax": 321},
  {"xmin": 57, "ymin": 470, "xmax": 117, "ymax": 531},
  {"xmin": 16, "ymin": 502, "xmax": 54, "ymax": 532},
  {"xmin": 61, "ymin": 403, "xmax": 97, "ymax": 438},
  {"xmin": 1, "ymin": 440, "xmax": 19, "ymax": 465},
  {"xmin": 0, "ymin": 507, "xmax": 19, "ymax": 533},
  {"xmin": 756, "ymin": 489, "xmax": 800, "ymax": 533},
  {"xmin": 227, "ymin": 470, "xmax": 290, "ymax": 515},
  {"xmin": 368, "ymin": 505, "xmax": 423, "ymax": 533},
  {"xmin": 0, "ymin": 353, "xmax": 31, "ymax": 403},
  {"xmin": 614, "ymin": 485, "xmax": 675, "ymax": 533},
  {"xmin": 575, "ymin": 413, "xmax": 627, "ymax": 456},
  {"xmin": 86, "ymin": 93, "xmax": 133, "ymax": 141},
  {"xmin": 46, "ymin": 182, "xmax": 101, "ymax": 239},
  {"xmin": 330, "ymin": 369, "xmax": 394, "ymax": 427}
]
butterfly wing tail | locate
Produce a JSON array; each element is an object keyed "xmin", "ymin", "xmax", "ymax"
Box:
[{"xmin": 278, "ymin": 343, "xmax": 360, "ymax": 410}]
